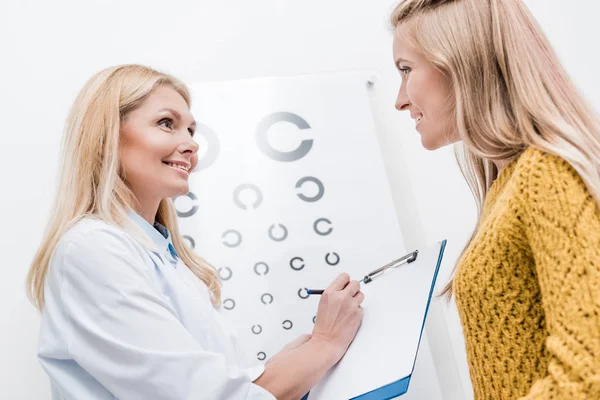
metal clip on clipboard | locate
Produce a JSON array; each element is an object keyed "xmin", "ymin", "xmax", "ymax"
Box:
[{"xmin": 360, "ymin": 250, "xmax": 419, "ymax": 284}]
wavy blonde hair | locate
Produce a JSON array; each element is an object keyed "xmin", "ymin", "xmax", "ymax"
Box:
[
  {"xmin": 27, "ymin": 64, "xmax": 221, "ymax": 310},
  {"xmin": 390, "ymin": 0, "xmax": 600, "ymax": 296}
]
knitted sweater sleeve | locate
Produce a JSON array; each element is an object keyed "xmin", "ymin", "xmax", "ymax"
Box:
[{"xmin": 519, "ymin": 153, "xmax": 600, "ymax": 399}]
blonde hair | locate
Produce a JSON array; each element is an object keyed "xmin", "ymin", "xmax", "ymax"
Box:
[
  {"xmin": 27, "ymin": 64, "xmax": 221, "ymax": 310},
  {"xmin": 390, "ymin": 0, "xmax": 600, "ymax": 296}
]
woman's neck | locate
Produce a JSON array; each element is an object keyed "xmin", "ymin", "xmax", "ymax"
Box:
[
  {"xmin": 132, "ymin": 197, "xmax": 160, "ymax": 225},
  {"xmin": 494, "ymin": 159, "xmax": 512, "ymax": 174}
]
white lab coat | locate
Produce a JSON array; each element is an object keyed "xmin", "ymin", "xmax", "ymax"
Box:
[{"xmin": 37, "ymin": 211, "xmax": 276, "ymax": 400}]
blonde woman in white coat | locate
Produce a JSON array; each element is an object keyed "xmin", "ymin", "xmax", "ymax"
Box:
[{"xmin": 27, "ymin": 64, "xmax": 364, "ymax": 400}]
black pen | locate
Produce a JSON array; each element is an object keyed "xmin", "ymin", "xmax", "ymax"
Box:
[{"xmin": 303, "ymin": 250, "xmax": 418, "ymax": 296}]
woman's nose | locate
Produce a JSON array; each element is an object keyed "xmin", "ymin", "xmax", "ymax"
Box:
[
  {"xmin": 181, "ymin": 132, "xmax": 199, "ymax": 154},
  {"xmin": 395, "ymin": 86, "xmax": 410, "ymax": 112}
]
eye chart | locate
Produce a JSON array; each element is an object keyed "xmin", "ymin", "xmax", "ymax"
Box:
[{"xmin": 175, "ymin": 73, "xmax": 406, "ymax": 368}]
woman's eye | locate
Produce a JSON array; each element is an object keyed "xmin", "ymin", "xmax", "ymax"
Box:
[
  {"xmin": 399, "ymin": 67, "xmax": 411, "ymax": 77},
  {"xmin": 188, "ymin": 127, "xmax": 195, "ymax": 136},
  {"xmin": 158, "ymin": 118, "xmax": 173, "ymax": 129}
]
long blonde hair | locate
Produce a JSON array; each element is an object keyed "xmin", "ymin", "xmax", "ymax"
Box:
[
  {"xmin": 27, "ymin": 64, "xmax": 221, "ymax": 310},
  {"xmin": 390, "ymin": 0, "xmax": 600, "ymax": 296}
]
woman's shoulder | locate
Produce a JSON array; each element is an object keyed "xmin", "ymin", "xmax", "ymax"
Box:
[
  {"xmin": 516, "ymin": 146, "xmax": 576, "ymax": 173},
  {"xmin": 60, "ymin": 217, "xmax": 126, "ymax": 244},
  {"xmin": 55, "ymin": 217, "xmax": 143, "ymax": 262},
  {"xmin": 512, "ymin": 147, "xmax": 597, "ymax": 223},
  {"xmin": 513, "ymin": 147, "xmax": 588, "ymax": 191}
]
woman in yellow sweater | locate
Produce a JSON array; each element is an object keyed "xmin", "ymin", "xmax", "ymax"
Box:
[{"xmin": 390, "ymin": 0, "xmax": 600, "ymax": 399}]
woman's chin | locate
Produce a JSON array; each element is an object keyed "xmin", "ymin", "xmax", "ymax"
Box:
[
  {"xmin": 168, "ymin": 183, "xmax": 191, "ymax": 200},
  {"xmin": 421, "ymin": 136, "xmax": 441, "ymax": 151},
  {"xmin": 421, "ymin": 132, "xmax": 456, "ymax": 151}
]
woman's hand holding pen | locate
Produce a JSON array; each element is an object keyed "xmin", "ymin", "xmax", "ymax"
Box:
[
  {"xmin": 311, "ymin": 273, "xmax": 365, "ymax": 363},
  {"xmin": 253, "ymin": 272, "xmax": 364, "ymax": 399}
]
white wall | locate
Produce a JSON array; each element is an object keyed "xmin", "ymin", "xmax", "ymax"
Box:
[{"xmin": 1, "ymin": 0, "xmax": 599, "ymax": 399}]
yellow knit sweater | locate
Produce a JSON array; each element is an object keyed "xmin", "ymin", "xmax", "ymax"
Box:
[{"xmin": 454, "ymin": 147, "xmax": 600, "ymax": 400}]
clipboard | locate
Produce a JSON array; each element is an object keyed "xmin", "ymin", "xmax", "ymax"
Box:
[{"xmin": 304, "ymin": 240, "xmax": 447, "ymax": 400}]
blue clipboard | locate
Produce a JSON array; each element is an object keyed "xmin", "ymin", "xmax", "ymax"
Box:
[{"xmin": 303, "ymin": 240, "xmax": 447, "ymax": 400}]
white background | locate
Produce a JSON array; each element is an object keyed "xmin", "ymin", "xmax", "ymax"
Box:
[{"xmin": 1, "ymin": 1, "xmax": 599, "ymax": 399}]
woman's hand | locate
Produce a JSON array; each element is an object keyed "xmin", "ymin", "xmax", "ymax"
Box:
[
  {"xmin": 311, "ymin": 273, "xmax": 365, "ymax": 363},
  {"xmin": 254, "ymin": 273, "xmax": 364, "ymax": 399}
]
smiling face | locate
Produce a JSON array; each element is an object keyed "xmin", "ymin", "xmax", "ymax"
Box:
[
  {"xmin": 392, "ymin": 24, "xmax": 459, "ymax": 150},
  {"xmin": 119, "ymin": 85, "xmax": 198, "ymax": 213}
]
